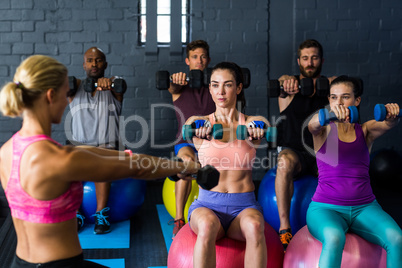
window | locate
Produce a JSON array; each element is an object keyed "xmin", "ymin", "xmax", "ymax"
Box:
[{"xmin": 139, "ymin": 0, "xmax": 189, "ymax": 45}]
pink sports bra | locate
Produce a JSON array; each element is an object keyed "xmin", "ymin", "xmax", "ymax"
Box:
[
  {"xmin": 5, "ymin": 132, "xmax": 83, "ymax": 224},
  {"xmin": 197, "ymin": 113, "xmax": 256, "ymax": 171}
]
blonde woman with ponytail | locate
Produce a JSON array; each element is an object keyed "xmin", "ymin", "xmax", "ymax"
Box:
[{"xmin": 0, "ymin": 55, "xmax": 200, "ymax": 268}]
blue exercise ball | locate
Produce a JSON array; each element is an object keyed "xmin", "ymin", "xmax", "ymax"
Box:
[
  {"xmin": 80, "ymin": 179, "xmax": 146, "ymax": 223},
  {"xmin": 258, "ymin": 166, "xmax": 317, "ymax": 235},
  {"xmin": 370, "ymin": 149, "xmax": 402, "ymax": 189}
]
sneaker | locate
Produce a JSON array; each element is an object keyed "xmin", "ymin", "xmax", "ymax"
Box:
[
  {"xmin": 76, "ymin": 211, "xmax": 85, "ymax": 232},
  {"xmin": 93, "ymin": 207, "xmax": 111, "ymax": 234},
  {"xmin": 171, "ymin": 219, "xmax": 185, "ymax": 239},
  {"xmin": 279, "ymin": 228, "xmax": 293, "ymax": 252}
]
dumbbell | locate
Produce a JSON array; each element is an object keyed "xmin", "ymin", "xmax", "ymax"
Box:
[
  {"xmin": 267, "ymin": 77, "xmax": 314, "ymax": 98},
  {"xmin": 236, "ymin": 122, "xmax": 277, "ymax": 148},
  {"xmin": 374, "ymin": 104, "xmax": 402, "ymax": 121},
  {"xmin": 155, "ymin": 70, "xmax": 204, "ymax": 90},
  {"xmin": 241, "ymin": 68, "xmax": 251, "ymax": 89},
  {"xmin": 83, "ymin": 77, "xmax": 127, "ymax": 94},
  {"xmin": 182, "ymin": 120, "xmax": 223, "ymax": 141},
  {"xmin": 316, "ymin": 77, "xmax": 330, "ymax": 97},
  {"xmin": 318, "ymin": 106, "xmax": 359, "ymax": 126},
  {"xmin": 168, "ymin": 160, "xmax": 220, "ymax": 190},
  {"xmin": 316, "ymin": 77, "xmax": 364, "ymax": 98},
  {"xmin": 67, "ymin": 76, "xmax": 78, "ymax": 97},
  {"xmin": 157, "ymin": 67, "xmax": 251, "ymax": 90}
]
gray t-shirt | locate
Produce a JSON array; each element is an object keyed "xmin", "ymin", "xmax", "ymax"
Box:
[{"xmin": 68, "ymin": 81, "xmax": 122, "ymax": 147}]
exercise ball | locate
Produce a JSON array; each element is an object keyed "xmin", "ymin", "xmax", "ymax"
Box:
[
  {"xmin": 370, "ymin": 149, "xmax": 402, "ymax": 189},
  {"xmin": 168, "ymin": 222, "xmax": 284, "ymax": 268},
  {"xmin": 80, "ymin": 179, "xmax": 146, "ymax": 223},
  {"xmin": 283, "ymin": 225, "xmax": 386, "ymax": 268},
  {"xmin": 258, "ymin": 166, "xmax": 317, "ymax": 235},
  {"xmin": 162, "ymin": 178, "xmax": 199, "ymax": 223}
]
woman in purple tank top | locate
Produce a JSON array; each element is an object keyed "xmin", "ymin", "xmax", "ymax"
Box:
[
  {"xmin": 0, "ymin": 55, "xmax": 200, "ymax": 268},
  {"xmin": 307, "ymin": 75, "xmax": 401, "ymax": 268}
]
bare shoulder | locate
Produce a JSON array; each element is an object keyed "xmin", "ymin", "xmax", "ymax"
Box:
[{"xmin": 23, "ymin": 141, "xmax": 74, "ymax": 177}]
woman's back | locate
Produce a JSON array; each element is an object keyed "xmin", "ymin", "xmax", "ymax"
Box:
[{"xmin": 0, "ymin": 133, "xmax": 83, "ymax": 263}]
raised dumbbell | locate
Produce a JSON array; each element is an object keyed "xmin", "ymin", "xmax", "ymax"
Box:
[
  {"xmin": 182, "ymin": 120, "xmax": 223, "ymax": 141},
  {"xmin": 316, "ymin": 77, "xmax": 330, "ymax": 97},
  {"xmin": 155, "ymin": 70, "xmax": 204, "ymax": 90},
  {"xmin": 67, "ymin": 76, "xmax": 78, "ymax": 97},
  {"xmin": 236, "ymin": 122, "xmax": 277, "ymax": 148},
  {"xmin": 267, "ymin": 77, "xmax": 314, "ymax": 98},
  {"xmin": 241, "ymin": 68, "xmax": 251, "ymax": 89},
  {"xmin": 318, "ymin": 106, "xmax": 359, "ymax": 126},
  {"xmin": 374, "ymin": 104, "xmax": 402, "ymax": 121},
  {"xmin": 83, "ymin": 77, "xmax": 127, "ymax": 94},
  {"xmin": 316, "ymin": 77, "xmax": 364, "ymax": 98},
  {"xmin": 168, "ymin": 159, "xmax": 220, "ymax": 190}
]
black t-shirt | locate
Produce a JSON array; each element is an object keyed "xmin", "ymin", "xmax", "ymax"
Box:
[{"xmin": 277, "ymin": 76, "xmax": 329, "ymax": 152}]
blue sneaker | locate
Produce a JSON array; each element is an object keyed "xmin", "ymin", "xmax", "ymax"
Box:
[
  {"xmin": 93, "ymin": 207, "xmax": 111, "ymax": 234},
  {"xmin": 76, "ymin": 211, "xmax": 85, "ymax": 232}
]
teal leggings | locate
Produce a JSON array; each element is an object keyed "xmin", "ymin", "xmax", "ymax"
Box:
[{"xmin": 307, "ymin": 200, "xmax": 402, "ymax": 268}]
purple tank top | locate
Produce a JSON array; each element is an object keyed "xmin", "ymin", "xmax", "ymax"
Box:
[
  {"xmin": 173, "ymin": 85, "xmax": 215, "ymax": 144},
  {"xmin": 312, "ymin": 122, "xmax": 375, "ymax": 206}
]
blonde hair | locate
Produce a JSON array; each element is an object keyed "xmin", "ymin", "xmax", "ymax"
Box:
[{"xmin": 0, "ymin": 55, "xmax": 67, "ymax": 117}]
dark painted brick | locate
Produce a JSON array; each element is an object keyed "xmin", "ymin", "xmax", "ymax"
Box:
[
  {"xmin": 72, "ymin": 10, "xmax": 96, "ymax": 20},
  {"xmin": 0, "ymin": 10, "xmax": 21, "ymax": 20},
  {"xmin": 71, "ymin": 32, "xmax": 96, "ymax": 42},
  {"xmin": 12, "ymin": 21, "xmax": 34, "ymax": 32},
  {"xmin": 11, "ymin": 0, "xmax": 33, "ymax": 9},
  {"xmin": 97, "ymin": 9, "xmax": 124, "ymax": 19},
  {"xmin": 35, "ymin": 43, "xmax": 58, "ymax": 55},
  {"xmin": 59, "ymin": 21, "xmax": 83, "ymax": 32},
  {"xmin": 205, "ymin": 0, "xmax": 229, "ymax": 8},
  {"xmin": 296, "ymin": 0, "xmax": 316, "ymax": 9},
  {"xmin": 22, "ymin": 10, "xmax": 44, "ymax": 20},
  {"xmin": 11, "ymin": 43, "xmax": 34, "ymax": 55}
]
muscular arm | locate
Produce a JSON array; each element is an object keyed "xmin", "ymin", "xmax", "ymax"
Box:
[
  {"xmin": 277, "ymin": 75, "xmax": 298, "ymax": 113},
  {"xmin": 42, "ymin": 144, "xmax": 200, "ymax": 183},
  {"xmin": 308, "ymin": 113, "xmax": 329, "ymax": 152},
  {"xmin": 168, "ymin": 72, "xmax": 187, "ymax": 102},
  {"xmin": 363, "ymin": 119, "xmax": 399, "ymax": 150},
  {"xmin": 96, "ymin": 76, "xmax": 124, "ymax": 102},
  {"xmin": 363, "ymin": 103, "xmax": 400, "ymax": 150}
]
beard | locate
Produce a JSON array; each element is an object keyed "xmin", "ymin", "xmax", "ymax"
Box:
[{"xmin": 299, "ymin": 64, "xmax": 322, "ymax": 78}]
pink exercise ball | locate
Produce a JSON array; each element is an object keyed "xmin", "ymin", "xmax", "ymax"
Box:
[
  {"xmin": 283, "ymin": 226, "xmax": 387, "ymax": 268},
  {"xmin": 168, "ymin": 222, "xmax": 284, "ymax": 268}
]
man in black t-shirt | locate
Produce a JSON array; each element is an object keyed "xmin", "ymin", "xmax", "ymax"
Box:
[{"xmin": 274, "ymin": 39, "xmax": 336, "ymax": 251}]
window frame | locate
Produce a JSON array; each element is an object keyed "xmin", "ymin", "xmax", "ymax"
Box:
[{"xmin": 137, "ymin": 0, "xmax": 190, "ymax": 47}]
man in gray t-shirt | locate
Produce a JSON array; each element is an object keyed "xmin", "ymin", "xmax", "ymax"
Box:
[{"xmin": 68, "ymin": 47, "xmax": 125, "ymax": 234}]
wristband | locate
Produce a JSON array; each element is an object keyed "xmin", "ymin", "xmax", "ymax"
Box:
[
  {"xmin": 124, "ymin": 149, "xmax": 132, "ymax": 156},
  {"xmin": 248, "ymin": 121, "xmax": 266, "ymax": 129}
]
